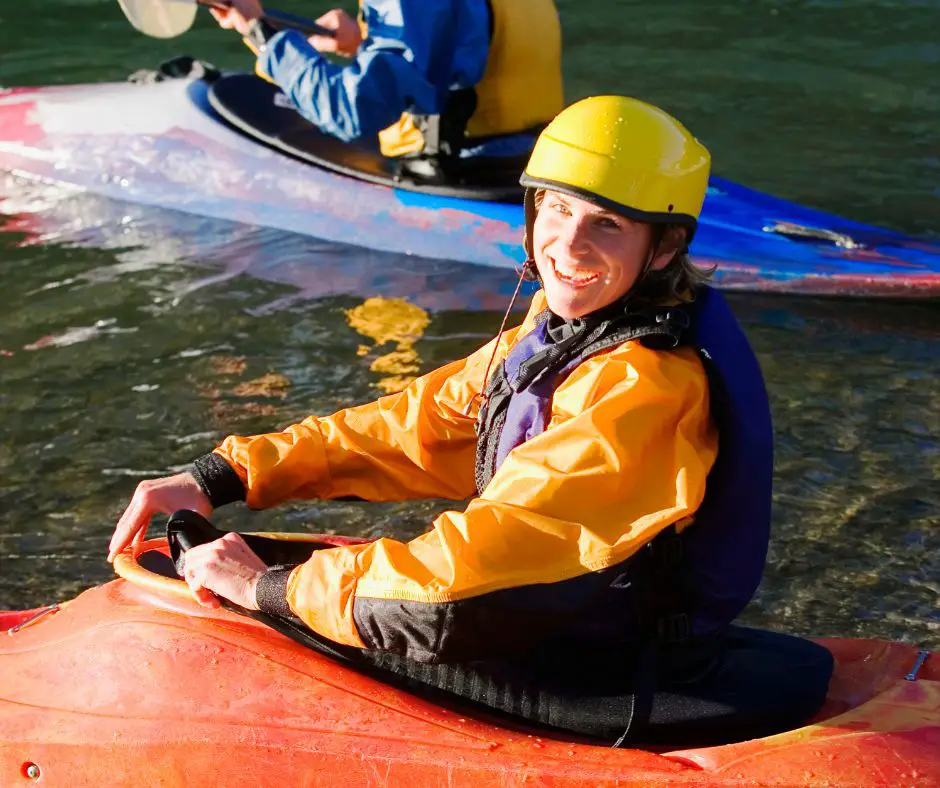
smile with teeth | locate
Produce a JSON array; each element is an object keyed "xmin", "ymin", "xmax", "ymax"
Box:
[{"xmin": 550, "ymin": 255, "xmax": 601, "ymax": 287}]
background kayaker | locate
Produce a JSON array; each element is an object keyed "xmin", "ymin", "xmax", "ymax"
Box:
[
  {"xmin": 108, "ymin": 95, "xmax": 833, "ymax": 747},
  {"xmin": 210, "ymin": 0, "xmax": 564, "ymax": 159}
]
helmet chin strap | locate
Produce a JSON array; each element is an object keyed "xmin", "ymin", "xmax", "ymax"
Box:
[{"xmin": 463, "ymin": 260, "xmax": 532, "ymax": 417}]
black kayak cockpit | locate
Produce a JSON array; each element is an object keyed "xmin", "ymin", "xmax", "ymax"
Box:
[{"xmin": 158, "ymin": 511, "xmax": 833, "ymax": 750}]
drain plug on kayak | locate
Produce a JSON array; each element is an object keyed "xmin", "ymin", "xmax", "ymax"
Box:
[{"xmin": 21, "ymin": 762, "xmax": 40, "ymax": 781}]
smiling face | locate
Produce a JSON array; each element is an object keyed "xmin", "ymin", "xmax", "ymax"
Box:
[{"xmin": 532, "ymin": 190, "xmax": 674, "ymax": 320}]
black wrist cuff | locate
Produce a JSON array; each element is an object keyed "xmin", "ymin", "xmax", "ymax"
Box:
[
  {"xmin": 256, "ymin": 567, "xmax": 295, "ymax": 617},
  {"xmin": 190, "ymin": 453, "xmax": 246, "ymax": 508}
]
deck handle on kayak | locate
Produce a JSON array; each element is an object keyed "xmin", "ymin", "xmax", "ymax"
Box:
[
  {"xmin": 113, "ymin": 528, "xmax": 371, "ymax": 603},
  {"xmin": 762, "ymin": 221, "xmax": 865, "ymax": 250},
  {"xmin": 6, "ymin": 604, "xmax": 61, "ymax": 635},
  {"xmin": 113, "ymin": 538, "xmax": 195, "ymax": 600}
]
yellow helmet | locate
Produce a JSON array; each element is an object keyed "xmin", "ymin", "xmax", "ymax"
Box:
[{"xmin": 520, "ymin": 95, "xmax": 711, "ymax": 256}]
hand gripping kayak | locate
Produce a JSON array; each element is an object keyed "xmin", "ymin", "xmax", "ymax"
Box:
[{"xmin": 164, "ymin": 510, "xmax": 374, "ymax": 664}]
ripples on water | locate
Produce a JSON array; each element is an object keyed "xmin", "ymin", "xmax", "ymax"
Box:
[{"xmin": 0, "ymin": 0, "xmax": 937, "ymax": 646}]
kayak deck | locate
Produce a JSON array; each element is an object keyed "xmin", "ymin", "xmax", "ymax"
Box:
[{"xmin": 1, "ymin": 543, "xmax": 937, "ymax": 787}]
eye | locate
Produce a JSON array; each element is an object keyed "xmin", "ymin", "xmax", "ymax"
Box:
[
  {"xmin": 595, "ymin": 215, "xmax": 622, "ymax": 231},
  {"xmin": 549, "ymin": 199, "xmax": 571, "ymax": 216}
]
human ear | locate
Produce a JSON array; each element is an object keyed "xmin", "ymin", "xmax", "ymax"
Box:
[{"xmin": 649, "ymin": 226, "xmax": 687, "ymax": 271}]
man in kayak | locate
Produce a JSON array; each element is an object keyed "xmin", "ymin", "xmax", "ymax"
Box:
[
  {"xmin": 109, "ymin": 95, "xmax": 833, "ymax": 746},
  {"xmin": 210, "ymin": 0, "xmax": 563, "ymax": 160}
]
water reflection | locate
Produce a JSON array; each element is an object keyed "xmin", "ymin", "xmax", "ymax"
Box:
[
  {"xmin": 346, "ymin": 297, "xmax": 432, "ymax": 394},
  {"xmin": 0, "ymin": 175, "xmax": 529, "ymax": 314}
]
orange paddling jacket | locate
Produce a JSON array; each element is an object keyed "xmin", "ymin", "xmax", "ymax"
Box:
[{"xmin": 192, "ymin": 290, "xmax": 717, "ymax": 662}]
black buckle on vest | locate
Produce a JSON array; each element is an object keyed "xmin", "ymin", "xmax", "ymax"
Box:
[
  {"xmin": 655, "ymin": 309, "xmax": 691, "ymax": 330},
  {"xmin": 657, "ymin": 613, "xmax": 691, "ymax": 644},
  {"xmin": 636, "ymin": 309, "xmax": 690, "ymax": 350}
]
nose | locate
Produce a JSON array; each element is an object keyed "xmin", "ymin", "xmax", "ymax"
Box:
[{"xmin": 556, "ymin": 213, "xmax": 592, "ymax": 258}]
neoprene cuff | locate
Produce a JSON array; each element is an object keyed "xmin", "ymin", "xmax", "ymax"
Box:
[
  {"xmin": 256, "ymin": 567, "xmax": 295, "ymax": 617},
  {"xmin": 190, "ymin": 452, "xmax": 247, "ymax": 508}
]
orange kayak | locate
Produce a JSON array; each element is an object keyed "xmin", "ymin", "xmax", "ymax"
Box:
[{"xmin": 1, "ymin": 538, "xmax": 937, "ymax": 787}]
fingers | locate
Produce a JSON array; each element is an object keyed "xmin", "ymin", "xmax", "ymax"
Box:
[
  {"xmin": 210, "ymin": 7, "xmax": 235, "ymax": 29},
  {"xmin": 131, "ymin": 523, "xmax": 148, "ymax": 548},
  {"xmin": 187, "ymin": 578, "xmax": 222, "ymax": 609},
  {"xmin": 308, "ymin": 33, "xmax": 339, "ymax": 53},
  {"xmin": 108, "ymin": 485, "xmax": 153, "ymax": 562},
  {"xmin": 210, "ymin": 6, "xmax": 252, "ymax": 35},
  {"xmin": 210, "ymin": 0, "xmax": 263, "ymax": 35},
  {"xmin": 182, "ymin": 545, "xmax": 222, "ymax": 608},
  {"xmin": 179, "ymin": 535, "xmax": 266, "ymax": 610},
  {"xmin": 313, "ymin": 8, "xmax": 339, "ymax": 27},
  {"xmin": 219, "ymin": 532, "xmax": 268, "ymax": 570},
  {"xmin": 309, "ymin": 9, "xmax": 361, "ymax": 56},
  {"xmin": 309, "ymin": 11, "xmax": 339, "ymax": 52},
  {"xmin": 108, "ymin": 472, "xmax": 213, "ymax": 563}
]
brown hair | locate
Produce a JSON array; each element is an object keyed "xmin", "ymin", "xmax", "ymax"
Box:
[{"xmin": 531, "ymin": 188, "xmax": 713, "ymax": 303}]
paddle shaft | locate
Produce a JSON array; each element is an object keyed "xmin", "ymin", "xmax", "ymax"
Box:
[{"xmin": 195, "ymin": 0, "xmax": 334, "ymax": 37}]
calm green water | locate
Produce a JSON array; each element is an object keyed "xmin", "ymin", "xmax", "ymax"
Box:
[{"xmin": 0, "ymin": 1, "xmax": 937, "ymax": 649}]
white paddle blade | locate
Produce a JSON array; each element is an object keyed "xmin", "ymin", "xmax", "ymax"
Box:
[{"xmin": 117, "ymin": 0, "xmax": 198, "ymax": 39}]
